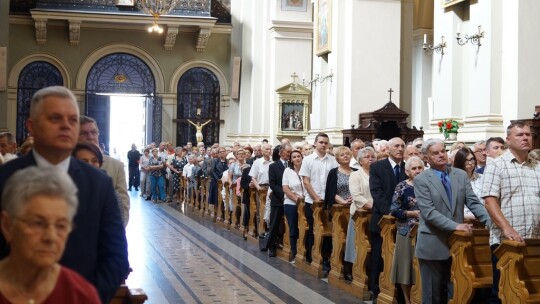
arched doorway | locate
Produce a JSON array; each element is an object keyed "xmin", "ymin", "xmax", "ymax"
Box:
[
  {"xmin": 85, "ymin": 53, "xmax": 159, "ymax": 153},
  {"xmin": 16, "ymin": 61, "xmax": 63, "ymax": 144},
  {"xmin": 176, "ymin": 67, "xmax": 220, "ymax": 146}
]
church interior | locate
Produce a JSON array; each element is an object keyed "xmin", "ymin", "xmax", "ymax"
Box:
[{"xmin": 1, "ymin": 0, "xmax": 540, "ymax": 303}]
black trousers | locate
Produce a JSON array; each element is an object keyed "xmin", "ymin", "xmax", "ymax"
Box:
[
  {"xmin": 128, "ymin": 165, "xmax": 140, "ymax": 188},
  {"xmin": 266, "ymin": 205, "xmax": 284, "ymax": 250},
  {"xmin": 489, "ymin": 244, "xmax": 502, "ymax": 304},
  {"xmin": 370, "ymin": 231, "xmax": 383, "ymax": 297}
]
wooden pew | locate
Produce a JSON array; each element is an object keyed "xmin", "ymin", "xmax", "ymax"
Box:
[
  {"xmin": 494, "ymin": 238, "xmax": 540, "ymax": 304},
  {"xmin": 257, "ymin": 187, "xmax": 269, "ymax": 235},
  {"xmin": 307, "ymin": 201, "xmax": 332, "ymax": 278},
  {"xmin": 248, "ymin": 188, "xmax": 258, "ymax": 238},
  {"xmin": 223, "ymin": 182, "xmax": 232, "ymax": 228},
  {"xmin": 193, "ymin": 176, "xmax": 200, "ymax": 212},
  {"xmin": 214, "ymin": 180, "xmax": 223, "ymax": 223},
  {"xmin": 377, "ymin": 215, "xmax": 397, "ymax": 304},
  {"xmin": 199, "ymin": 177, "xmax": 207, "ymax": 217},
  {"xmin": 230, "ymin": 184, "xmax": 241, "ymax": 229},
  {"xmin": 328, "ymin": 204, "xmax": 360, "ymax": 295},
  {"xmin": 448, "ymin": 228, "xmax": 492, "ymax": 304},
  {"xmin": 277, "ymin": 209, "xmax": 291, "ymax": 262},
  {"xmin": 351, "ymin": 209, "xmax": 372, "ymax": 300},
  {"xmin": 410, "ymin": 223, "xmax": 422, "ymax": 304},
  {"xmin": 109, "ymin": 285, "xmax": 148, "ymax": 304},
  {"xmin": 295, "ymin": 198, "xmax": 309, "ymax": 266}
]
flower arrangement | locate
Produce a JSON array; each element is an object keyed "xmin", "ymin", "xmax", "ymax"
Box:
[{"xmin": 438, "ymin": 119, "xmax": 459, "ymax": 139}]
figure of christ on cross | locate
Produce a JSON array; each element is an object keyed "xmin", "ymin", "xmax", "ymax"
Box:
[{"xmin": 187, "ymin": 119, "xmax": 211, "ymax": 144}]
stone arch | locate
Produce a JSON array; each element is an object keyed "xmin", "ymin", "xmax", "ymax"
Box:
[
  {"xmin": 76, "ymin": 43, "xmax": 165, "ymax": 92},
  {"xmin": 170, "ymin": 60, "xmax": 229, "ymax": 96},
  {"xmin": 8, "ymin": 54, "xmax": 71, "ymax": 88}
]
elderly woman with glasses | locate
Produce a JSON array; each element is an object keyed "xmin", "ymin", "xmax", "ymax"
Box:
[
  {"xmin": 453, "ymin": 147, "xmax": 484, "ymax": 219},
  {"xmin": 343, "ymin": 147, "xmax": 376, "ymax": 281},
  {"xmin": 389, "ymin": 156, "xmax": 424, "ymax": 304},
  {"xmin": 0, "ymin": 167, "xmax": 100, "ymax": 303}
]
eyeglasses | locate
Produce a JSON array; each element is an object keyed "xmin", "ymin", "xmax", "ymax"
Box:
[
  {"xmin": 465, "ymin": 158, "xmax": 476, "ymax": 163},
  {"xmin": 80, "ymin": 130, "xmax": 99, "ymax": 137},
  {"xmin": 15, "ymin": 217, "xmax": 72, "ymax": 236},
  {"xmin": 474, "ymin": 149, "xmax": 486, "ymax": 153},
  {"xmin": 415, "ymin": 144, "xmax": 423, "ymax": 149}
]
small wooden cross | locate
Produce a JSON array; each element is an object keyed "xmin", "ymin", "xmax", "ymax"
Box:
[{"xmin": 388, "ymin": 88, "xmax": 394, "ymax": 102}]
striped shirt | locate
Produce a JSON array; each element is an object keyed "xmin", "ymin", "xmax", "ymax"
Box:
[{"xmin": 481, "ymin": 150, "xmax": 540, "ymax": 245}]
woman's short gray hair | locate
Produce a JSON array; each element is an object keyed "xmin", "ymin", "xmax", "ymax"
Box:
[
  {"xmin": 1, "ymin": 167, "xmax": 79, "ymax": 220},
  {"xmin": 357, "ymin": 147, "xmax": 376, "ymax": 161},
  {"xmin": 405, "ymin": 156, "xmax": 425, "ymax": 171},
  {"xmin": 421, "ymin": 138, "xmax": 445, "ymax": 155}
]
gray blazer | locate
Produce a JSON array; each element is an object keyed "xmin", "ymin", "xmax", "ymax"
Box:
[{"xmin": 413, "ymin": 167, "xmax": 490, "ymax": 260}]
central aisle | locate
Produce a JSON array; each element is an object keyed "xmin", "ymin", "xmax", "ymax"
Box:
[{"xmin": 125, "ymin": 192, "xmax": 366, "ymax": 304}]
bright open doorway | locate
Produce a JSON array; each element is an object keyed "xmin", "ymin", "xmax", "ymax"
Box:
[{"xmin": 109, "ymin": 95, "xmax": 146, "ymax": 163}]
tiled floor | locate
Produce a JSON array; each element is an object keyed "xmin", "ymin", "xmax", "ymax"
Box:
[{"xmin": 125, "ymin": 191, "xmax": 370, "ymax": 304}]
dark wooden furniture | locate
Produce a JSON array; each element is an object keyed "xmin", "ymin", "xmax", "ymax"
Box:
[{"xmin": 342, "ymin": 101, "xmax": 424, "ymax": 146}]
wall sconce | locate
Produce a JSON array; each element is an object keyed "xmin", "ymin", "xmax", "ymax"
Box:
[
  {"xmin": 456, "ymin": 25, "xmax": 484, "ymax": 47},
  {"xmin": 301, "ymin": 70, "xmax": 333, "ymax": 87},
  {"xmin": 423, "ymin": 35, "xmax": 447, "ymax": 56}
]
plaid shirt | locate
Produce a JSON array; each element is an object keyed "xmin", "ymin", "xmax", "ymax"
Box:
[{"xmin": 481, "ymin": 150, "xmax": 540, "ymax": 245}]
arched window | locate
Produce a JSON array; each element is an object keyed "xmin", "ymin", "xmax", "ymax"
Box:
[
  {"xmin": 16, "ymin": 61, "xmax": 63, "ymax": 144},
  {"xmin": 85, "ymin": 53, "xmax": 158, "ymax": 149},
  {"xmin": 176, "ymin": 68, "xmax": 220, "ymax": 146}
]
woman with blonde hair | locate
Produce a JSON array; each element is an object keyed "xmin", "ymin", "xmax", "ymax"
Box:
[{"xmin": 324, "ymin": 146, "xmax": 355, "ymax": 278}]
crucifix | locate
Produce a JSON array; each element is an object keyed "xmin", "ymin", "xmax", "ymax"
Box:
[
  {"xmin": 290, "ymin": 72, "xmax": 299, "ymax": 83},
  {"xmin": 388, "ymin": 88, "xmax": 394, "ymax": 103}
]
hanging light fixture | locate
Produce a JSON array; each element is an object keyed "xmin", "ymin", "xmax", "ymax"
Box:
[{"xmin": 138, "ymin": 0, "xmax": 180, "ymax": 33}]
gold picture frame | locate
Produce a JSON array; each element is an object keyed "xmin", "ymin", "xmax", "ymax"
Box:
[
  {"xmin": 441, "ymin": 0, "xmax": 467, "ymax": 8},
  {"xmin": 116, "ymin": 0, "xmax": 135, "ymax": 6},
  {"xmin": 314, "ymin": 0, "xmax": 332, "ymax": 56}
]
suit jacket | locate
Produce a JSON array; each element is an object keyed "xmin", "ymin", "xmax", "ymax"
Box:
[
  {"xmin": 369, "ymin": 158, "xmax": 407, "ymax": 233},
  {"xmin": 101, "ymin": 155, "xmax": 130, "ymax": 226},
  {"xmin": 413, "ymin": 167, "xmax": 490, "ymax": 260},
  {"xmin": 268, "ymin": 160, "xmax": 287, "ymax": 207},
  {"xmin": 0, "ymin": 154, "xmax": 130, "ymax": 304}
]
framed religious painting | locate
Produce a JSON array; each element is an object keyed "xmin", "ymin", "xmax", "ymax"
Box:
[
  {"xmin": 276, "ymin": 79, "xmax": 310, "ymax": 137},
  {"xmin": 281, "ymin": 0, "xmax": 308, "ymax": 12},
  {"xmin": 314, "ymin": 0, "xmax": 332, "ymax": 56}
]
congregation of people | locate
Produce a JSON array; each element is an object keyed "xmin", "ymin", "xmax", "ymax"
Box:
[{"xmin": 1, "ymin": 86, "xmax": 540, "ymax": 304}]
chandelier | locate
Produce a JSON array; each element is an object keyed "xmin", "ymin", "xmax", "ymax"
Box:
[{"xmin": 138, "ymin": 0, "xmax": 180, "ymax": 33}]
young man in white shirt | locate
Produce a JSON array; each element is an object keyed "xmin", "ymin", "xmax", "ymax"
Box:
[{"xmin": 299, "ymin": 133, "xmax": 338, "ymax": 267}]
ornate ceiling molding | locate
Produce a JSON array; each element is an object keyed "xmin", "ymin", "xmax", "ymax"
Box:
[
  {"xmin": 196, "ymin": 28, "xmax": 211, "ymax": 52},
  {"xmin": 29, "ymin": 9, "xmax": 220, "ymax": 50}
]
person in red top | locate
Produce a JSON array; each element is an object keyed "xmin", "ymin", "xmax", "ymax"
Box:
[{"xmin": 0, "ymin": 167, "xmax": 100, "ymax": 304}]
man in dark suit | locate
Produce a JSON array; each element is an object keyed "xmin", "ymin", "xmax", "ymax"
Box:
[
  {"xmin": 369, "ymin": 137, "xmax": 407, "ymax": 301},
  {"xmin": 0, "ymin": 86, "xmax": 129, "ymax": 304},
  {"xmin": 414, "ymin": 139, "xmax": 490, "ymax": 303},
  {"xmin": 265, "ymin": 143, "xmax": 292, "ymax": 257}
]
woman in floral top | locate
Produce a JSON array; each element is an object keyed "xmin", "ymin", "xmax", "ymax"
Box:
[{"xmin": 390, "ymin": 156, "xmax": 424, "ymax": 304}]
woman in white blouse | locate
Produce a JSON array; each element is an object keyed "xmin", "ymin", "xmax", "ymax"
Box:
[
  {"xmin": 282, "ymin": 150, "xmax": 305, "ymax": 264},
  {"xmin": 343, "ymin": 147, "xmax": 375, "ymax": 280}
]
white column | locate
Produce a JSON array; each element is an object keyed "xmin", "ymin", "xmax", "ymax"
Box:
[{"xmin": 309, "ymin": 0, "xmax": 402, "ymax": 144}]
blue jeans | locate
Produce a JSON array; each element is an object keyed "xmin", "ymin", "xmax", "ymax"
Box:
[
  {"xmin": 150, "ymin": 175, "xmax": 166, "ymax": 200},
  {"xmin": 284, "ymin": 204, "xmax": 299, "ymax": 257}
]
